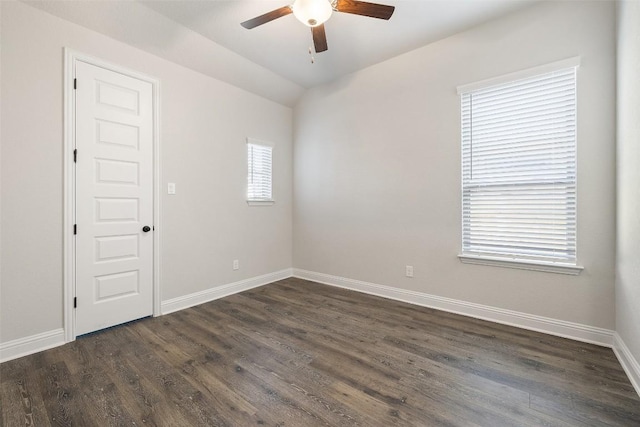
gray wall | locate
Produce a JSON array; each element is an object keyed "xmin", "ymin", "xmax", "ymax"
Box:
[
  {"xmin": 0, "ymin": 1, "xmax": 293, "ymax": 342},
  {"xmin": 293, "ymin": 1, "xmax": 617, "ymax": 329},
  {"xmin": 616, "ymin": 0, "xmax": 640, "ymax": 365}
]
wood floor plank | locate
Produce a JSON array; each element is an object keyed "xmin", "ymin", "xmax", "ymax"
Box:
[
  {"xmin": 83, "ymin": 335, "xmax": 191, "ymax": 426},
  {"xmin": 74, "ymin": 367, "xmax": 139, "ymax": 427},
  {"xmin": 329, "ymin": 379, "xmax": 458, "ymax": 427},
  {"xmin": 132, "ymin": 317, "xmax": 267, "ymax": 425},
  {"xmin": 0, "ymin": 376, "xmax": 52, "ymax": 427},
  {"xmin": 2, "ymin": 278, "xmax": 639, "ymax": 426},
  {"xmin": 37, "ymin": 361, "xmax": 91, "ymax": 426},
  {"xmin": 124, "ymin": 342, "xmax": 230, "ymax": 426},
  {"xmin": 157, "ymin": 308, "xmax": 362, "ymax": 426}
]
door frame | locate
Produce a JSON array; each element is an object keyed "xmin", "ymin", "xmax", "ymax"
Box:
[{"xmin": 63, "ymin": 48, "xmax": 162, "ymax": 342}]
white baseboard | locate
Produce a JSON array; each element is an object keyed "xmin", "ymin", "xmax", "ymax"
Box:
[
  {"xmin": 0, "ymin": 329, "xmax": 66, "ymax": 363},
  {"xmin": 0, "ymin": 269, "xmax": 294, "ymax": 364},
  {"xmin": 293, "ymin": 269, "xmax": 614, "ymax": 348},
  {"xmin": 613, "ymin": 333, "xmax": 640, "ymax": 397},
  {"xmin": 2, "ymin": 269, "xmax": 635, "ymax": 398},
  {"xmin": 161, "ymin": 268, "xmax": 294, "ymax": 315}
]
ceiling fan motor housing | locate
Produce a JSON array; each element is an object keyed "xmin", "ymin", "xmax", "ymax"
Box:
[{"xmin": 292, "ymin": 0, "xmax": 333, "ymax": 27}]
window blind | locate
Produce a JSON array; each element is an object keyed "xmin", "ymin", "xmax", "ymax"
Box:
[
  {"xmin": 461, "ymin": 67, "xmax": 577, "ymax": 264},
  {"xmin": 247, "ymin": 142, "xmax": 273, "ymax": 201}
]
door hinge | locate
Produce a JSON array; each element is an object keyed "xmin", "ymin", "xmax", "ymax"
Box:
[
  {"xmin": 74, "ymin": 78, "xmax": 77, "ymax": 90},
  {"xmin": 73, "ymin": 149, "xmax": 77, "ymax": 163},
  {"xmin": 74, "ymin": 224, "xmax": 77, "ymax": 235},
  {"xmin": 74, "ymin": 297, "xmax": 77, "ymax": 308}
]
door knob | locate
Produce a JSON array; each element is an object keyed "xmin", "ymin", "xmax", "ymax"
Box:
[{"xmin": 142, "ymin": 226, "xmax": 151, "ymax": 232}]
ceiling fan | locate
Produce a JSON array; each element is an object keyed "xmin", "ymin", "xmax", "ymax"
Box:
[{"xmin": 240, "ymin": 0, "xmax": 395, "ymax": 53}]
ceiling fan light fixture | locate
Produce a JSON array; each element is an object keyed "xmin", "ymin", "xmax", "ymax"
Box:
[{"xmin": 292, "ymin": 0, "xmax": 333, "ymax": 27}]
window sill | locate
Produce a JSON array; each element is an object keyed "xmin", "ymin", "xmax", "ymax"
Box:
[
  {"xmin": 247, "ymin": 200, "xmax": 275, "ymax": 206},
  {"xmin": 458, "ymin": 254, "xmax": 583, "ymax": 276}
]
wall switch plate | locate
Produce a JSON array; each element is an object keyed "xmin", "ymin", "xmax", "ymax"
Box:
[
  {"xmin": 233, "ymin": 259, "xmax": 239, "ymax": 270},
  {"xmin": 405, "ymin": 265, "xmax": 414, "ymax": 278},
  {"xmin": 168, "ymin": 183, "xmax": 176, "ymax": 195}
]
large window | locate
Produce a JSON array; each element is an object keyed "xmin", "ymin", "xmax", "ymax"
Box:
[
  {"xmin": 459, "ymin": 61, "xmax": 582, "ymax": 274},
  {"xmin": 247, "ymin": 139, "xmax": 274, "ymax": 205}
]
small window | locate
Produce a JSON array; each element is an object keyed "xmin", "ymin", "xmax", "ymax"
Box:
[
  {"xmin": 247, "ymin": 139, "xmax": 274, "ymax": 205},
  {"xmin": 459, "ymin": 62, "xmax": 582, "ymax": 274}
]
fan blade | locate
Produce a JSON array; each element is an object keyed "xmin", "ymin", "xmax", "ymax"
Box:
[
  {"xmin": 312, "ymin": 24, "xmax": 328, "ymax": 53},
  {"xmin": 336, "ymin": 0, "xmax": 395, "ymax": 20},
  {"xmin": 241, "ymin": 6, "xmax": 292, "ymax": 29}
]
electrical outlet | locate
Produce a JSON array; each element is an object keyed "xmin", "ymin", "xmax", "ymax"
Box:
[
  {"xmin": 167, "ymin": 182, "xmax": 176, "ymax": 195},
  {"xmin": 233, "ymin": 259, "xmax": 239, "ymax": 270},
  {"xmin": 405, "ymin": 265, "xmax": 414, "ymax": 278}
]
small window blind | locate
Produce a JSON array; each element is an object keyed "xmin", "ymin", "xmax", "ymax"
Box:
[
  {"xmin": 461, "ymin": 66, "xmax": 577, "ymax": 264},
  {"xmin": 247, "ymin": 141, "xmax": 273, "ymax": 201}
]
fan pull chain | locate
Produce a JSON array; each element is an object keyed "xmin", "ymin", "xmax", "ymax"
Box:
[{"xmin": 309, "ymin": 46, "xmax": 315, "ymax": 64}]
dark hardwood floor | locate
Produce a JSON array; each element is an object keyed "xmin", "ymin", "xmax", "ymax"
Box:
[{"xmin": 1, "ymin": 278, "xmax": 639, "ymax": 426}]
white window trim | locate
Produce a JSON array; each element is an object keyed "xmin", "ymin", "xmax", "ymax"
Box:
[
  {"xmin": 246, "ymin": 137, "xmax": 275, "ymax": 205},
  {"xmin": 247, "ymin": 200, "xmax": 275, "ymax": 206},
  {"xmin": 456, "ymin": 56, "xmax": 581, "ymax": 94},
  {"xmin": 458, "ymin": 58, "xmax": 584, "ymax": 275},
  {"xmin": 458, "ymin": 254, "xmax": 583, "ymax": 275}
]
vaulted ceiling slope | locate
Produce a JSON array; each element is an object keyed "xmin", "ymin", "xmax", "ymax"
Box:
[
  {"xmin": 24, "ymin": 0, "xmax": 305, "ymax": 106},
  {"xmin": 24, "ymin": 0, "xmax": 537, "ymax": 107}
]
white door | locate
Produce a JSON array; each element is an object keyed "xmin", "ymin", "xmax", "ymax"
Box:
[{"xmin": 75, "ymin": 61, "xmax": 154, "ymax": 335}]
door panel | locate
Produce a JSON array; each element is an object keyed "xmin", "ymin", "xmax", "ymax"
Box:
[
  {"xmin": 75, "ymin": 61, "xmax": 153, "ymax": 336},
  {"xmin": 95, "ymin": 235, "xmax": 139, "ymax": 262}
]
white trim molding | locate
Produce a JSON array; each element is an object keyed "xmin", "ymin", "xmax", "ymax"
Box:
[
  {"xmin": 613, "ymin": 333, "xmax": 640, "ymax": 397},
  {"xmin": 247, "ymin": 200, "xmax": 275, "ymax": 206},
  {"xmin": 0, "ymin": 270, "xmax": 293, "ymax": 363},
  {"xmin": 161, "ymin": 268, "xmax": 294, "ymax": 315},
  {"xmin": 293, "ymin": 269, "xmax": 614, "ymax": 347},
  {"xmin": 0, "ymin": 329, "xmax": 66, "ymax": 363},
  {"xmin": 458, "ymin": 254, "xmax": 584, "ymax": 276},
  {"xmin": 456, "ymin": 56, "xmax": 581, "ymax": 94}
]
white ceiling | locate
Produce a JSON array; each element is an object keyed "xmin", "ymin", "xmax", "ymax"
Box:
[
  {"xmin": 24, "ymin": 0, "xmax": 538, "ymax": 105},
  {"xmin": 141, "ymin": 0, "xmax": 536, "ymax": 88}
]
